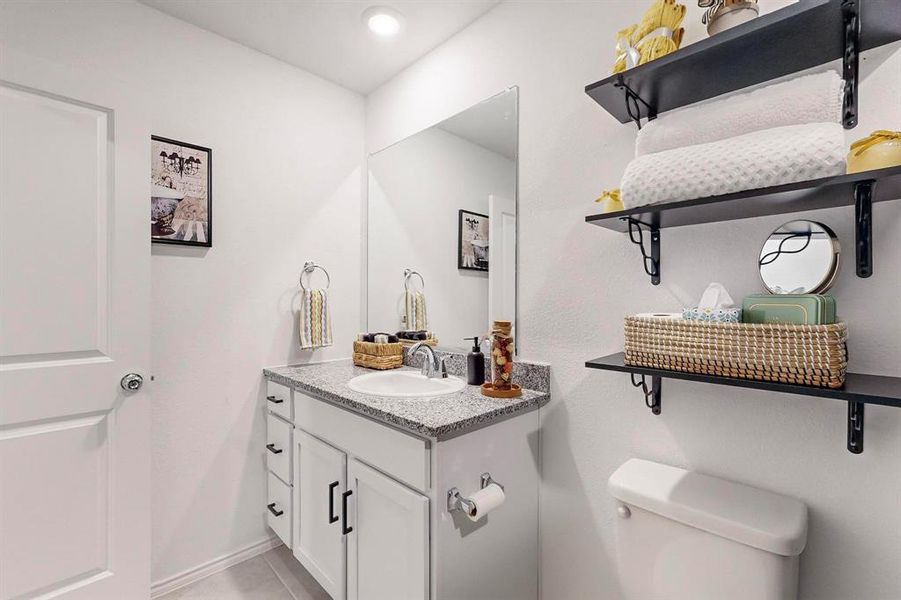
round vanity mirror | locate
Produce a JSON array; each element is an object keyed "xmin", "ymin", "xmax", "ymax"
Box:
[{"xmin": 758, "ymin": 220, "xmax": 840, "ymax": 294}]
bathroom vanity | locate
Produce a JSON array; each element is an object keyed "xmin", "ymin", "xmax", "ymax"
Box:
[{"xmin": 262, "ymin": 359, "xmax": 549, "ymax": 600}]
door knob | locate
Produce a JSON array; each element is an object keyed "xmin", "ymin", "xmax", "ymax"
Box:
[{"xmin": 120, "ymin": 373, "xmax": 144, "ymax": 391}]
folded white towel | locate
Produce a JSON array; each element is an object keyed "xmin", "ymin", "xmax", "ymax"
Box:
[
  {"xmin": 298, "ymin": 289, "xmax": 332, "ymax": 350},
  {"xmin": 635, "ymin": 71, "xmax": 844, "ymax": 157},
  {"xmin": 621, "ymin": 122, "xmax": 846, "ymax": 209}
]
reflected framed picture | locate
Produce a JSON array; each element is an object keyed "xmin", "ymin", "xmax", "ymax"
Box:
[
  {"xmin": 457, "ymin": 209, "xmax": 489, "ymax": 271},
  {"xmin": 151, "ymin": 136, "xmax": 212, "ymax": 247}
]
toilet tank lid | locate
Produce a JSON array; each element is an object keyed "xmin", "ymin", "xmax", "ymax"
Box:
[{"xmin": 609, "ymin": 459, "xmax": 808, "ymax": 557}]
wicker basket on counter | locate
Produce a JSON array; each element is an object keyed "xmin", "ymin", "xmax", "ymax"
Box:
[
  {"xmin": 624, "ymin": 316, "xmax": 848, "ymax": 388},
  {"xmin": 352, "ymin": 340, "xmax": 404, "ymax": 370}
]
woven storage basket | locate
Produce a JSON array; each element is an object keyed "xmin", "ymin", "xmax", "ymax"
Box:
[
  {"xmin": 624, "ymin": 316, "xmax": 847, "ymax": 388},
  {"xmin": 353, "ymin": 341, "xmax": 404, "ymax": 370}
]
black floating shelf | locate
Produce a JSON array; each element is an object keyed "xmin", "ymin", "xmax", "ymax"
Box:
[
  {"xmin": 586, "ymin": 352, "xmax": 901, "ymax": 453},
  {"xmin": 586, "ymin": 166, "xmax": 901, "ymax": 284},
  {"xmin": 585, "ymin": 0, "xmax": 901, "ymax": 126},
  {"xmin": 585, "ymin": 166, "xmax": 901, "ymax": 232}
]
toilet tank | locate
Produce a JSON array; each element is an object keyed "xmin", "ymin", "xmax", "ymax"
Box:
[{"xmin": 609, "ymin": 459, "xmax": 808, "ymax": 600}]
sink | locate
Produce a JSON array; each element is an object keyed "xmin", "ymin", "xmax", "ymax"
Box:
[{"xmin": 348, "ymin": 370, "xmax": 466, "ymax": 398}]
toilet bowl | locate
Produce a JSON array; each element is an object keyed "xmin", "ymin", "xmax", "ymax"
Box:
[{"xmin": 609, "ymin": 459, "xmax": 808, "ymax": 600}]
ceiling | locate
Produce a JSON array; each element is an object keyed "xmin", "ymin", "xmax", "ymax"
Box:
[
  {"xmin": 139, "ymin": 0, "xmax": 500, "ymax": 94},
  {"xmin": 439, "ymin": 89, "xmax": 517, "ymax": 159}
]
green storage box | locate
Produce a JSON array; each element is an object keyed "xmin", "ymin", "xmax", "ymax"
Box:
[{"xmin": 742, "ymin": 294, "xmax": 836, "ymax": 325}]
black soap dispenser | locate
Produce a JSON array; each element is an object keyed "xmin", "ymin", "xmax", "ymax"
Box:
[{"xmin": 466, "ymin": 336, "xmax": 486, "ymax": 385}]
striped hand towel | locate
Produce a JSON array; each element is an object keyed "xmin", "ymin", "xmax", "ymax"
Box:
[
  {"xmin": 299, "ymin": 289, "xmax": 333, "ymax": 350},
  {"xmin": 404, "ymin": 290, "xmax": 428, "ymax": 331}
]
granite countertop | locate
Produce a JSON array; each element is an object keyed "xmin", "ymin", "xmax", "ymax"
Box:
[{"xmin": 263, "ymin": 360, "xmax": 550, "ymax": 440}]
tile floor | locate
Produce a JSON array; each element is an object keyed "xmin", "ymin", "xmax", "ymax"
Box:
[{"xmin": 159, "ymin": 545, "xmax": 330, "ymax": 600}]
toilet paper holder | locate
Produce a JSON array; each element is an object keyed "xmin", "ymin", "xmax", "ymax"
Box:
[{"xmin": 447, "ymin": 472, "xmax": 504, "ymax": 513}]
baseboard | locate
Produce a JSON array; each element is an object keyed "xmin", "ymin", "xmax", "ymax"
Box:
[{"xmin": 150, "ymin": 536, "xmax": 283, "ymax": 598}]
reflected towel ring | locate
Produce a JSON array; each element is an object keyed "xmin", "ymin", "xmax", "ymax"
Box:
[
  {"xmin": 300, "ymin": 261, "xmax": 331, "ymax": 290},
  {"xmin": 404, "ymin": 269, "xmax": 425, "ymax": 292}
]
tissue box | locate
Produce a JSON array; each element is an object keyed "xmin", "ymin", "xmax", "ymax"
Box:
[
  {"xmin": 742, "ymin": 294, "xmax": 835, "ymax": 325},
  {"xmin": 682, "ymin": 307, "xmax": 742, "ymax": 323}
]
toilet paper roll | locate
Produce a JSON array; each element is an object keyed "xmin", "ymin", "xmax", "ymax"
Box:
[
  {"xmin": 633, "ymin": 312, "xmax": 682, "ymax": 320},
  {"xmin": 465, "ymin": 483, "xmax": 505, "ymax": 522}
]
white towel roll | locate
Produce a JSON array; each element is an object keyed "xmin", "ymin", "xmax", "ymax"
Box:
[
  {"xmin": 621, "ymin": 122, "xmax": 846, "ymax": 210},
  {"xmin": 635, "ymin": 71, "xmax": 844, "ymax": 157}
]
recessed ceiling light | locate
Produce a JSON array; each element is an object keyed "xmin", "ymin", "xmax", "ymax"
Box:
[{"xmin": 362, "ymin": 6, "xmax": 404, "ymax": 37}]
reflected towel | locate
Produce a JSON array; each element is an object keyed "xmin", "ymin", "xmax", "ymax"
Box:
[
  {"xmin": 404, "ymin": 291, "xmax": 428, "ymax": 331},
  {"xmin": 299, "ymin": 289, "xmax": 333, "ymax": 350},
  {"xmin": 635, "ymin": 71, "xmax": 844, "ymax": 156},
  {"xmin": 621, "ymin": 122, "xmax": 846, "ymax": 209}
]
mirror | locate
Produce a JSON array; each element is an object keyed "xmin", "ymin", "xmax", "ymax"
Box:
[
  {"xmin": 758, "ymin": 220, "xmax": 840, "ymax": 294},
  {"xmin": 367, "ymin": 88, "xmax": 518, "ymax": 352}
]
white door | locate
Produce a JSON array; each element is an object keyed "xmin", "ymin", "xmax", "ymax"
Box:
[
  {"xmin": 347, "ymin": 459, "xmax": 428, "ymax": 600},
  {"xmin": 294, "ymin": 429, "xmax": 347, "ymax": 600},
  {"xmin": 488, "ymin": 194, "xmax": 516, "ymax": 326},
  {"xmin": 0, "ymin": 47, "xmax": 150, "ymax": 599}
]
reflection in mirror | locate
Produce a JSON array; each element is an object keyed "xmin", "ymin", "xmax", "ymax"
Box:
[
  {"xmin": 758, "ymin": 220, "xmax": 840, "ymax": 294},
  {"xmin": 368, "ymin": 88, "xmax": 518, "ymax": 352}
]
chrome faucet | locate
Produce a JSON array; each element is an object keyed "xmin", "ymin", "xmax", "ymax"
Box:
[{"xmin": 409, "ymin": 342, "xmax": 448, "ymax": 379}]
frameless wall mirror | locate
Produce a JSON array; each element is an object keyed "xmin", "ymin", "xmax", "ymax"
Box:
[
  {"xmin": 758, "ymin": 220, "xmax": 840, "ymax": 294},
  {"xmin": 367, "ymin": 88, "xmax": 518, "ymax": 352}
]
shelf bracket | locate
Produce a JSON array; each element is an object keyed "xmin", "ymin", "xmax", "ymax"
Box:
[
  {"xmin": 841, "ymin": 0, "xmax": 860, "ymax": 129},
  {"xmin": 631, "ymin": 373, "xmax": 662, "ymax": 415},
  {"xmin": 614, "ymin": 78, "xmax": 656, "ymax": 129},
  {"xmin": 854, "ymin": 180, "xmax": 874, "ymax": 277},
  {"xmin": 847, "ymin": 401, "xmax": 864, "ymax": 454},
  {"xmin": 627, "ymin": 218, "xmax": 661, "ymax": 285}
]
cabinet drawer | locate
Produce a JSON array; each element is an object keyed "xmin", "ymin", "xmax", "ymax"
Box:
[
  {"xmin": 294, "ymin": 391, "xmax": 430, "ymax": 493},
  {"xmin": 267, "ymin": 413, "xmax": 292, "ymax": 484},
  {"xmin": 267, "ymin": 472, "xmax": 292, "ymax": 548},
  {"xmin": 266, "ymin": 380, "xmax": 292, "ymax": 421}
]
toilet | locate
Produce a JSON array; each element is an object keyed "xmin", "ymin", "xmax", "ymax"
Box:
[{"xmin": 609, "ymin": 459, "xmax": 808, "ymax": 600}]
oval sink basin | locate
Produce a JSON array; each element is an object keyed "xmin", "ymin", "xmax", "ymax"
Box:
[{"xmin": 348, "ymin": 371, "xmax": 466, "ymax": 398}]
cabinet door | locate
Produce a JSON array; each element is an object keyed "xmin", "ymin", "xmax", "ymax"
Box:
[
  {"xmin": 347, "ymin": 459, "xmax": 429, "ymax": 600},
  {"xmin": 294, "ymin": 429, "xmax": 347, "ymax": 600}
]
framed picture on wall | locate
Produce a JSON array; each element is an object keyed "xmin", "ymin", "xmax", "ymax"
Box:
[
  {"xmin": 458, "ymin": 209, "xmax": 489, "ymax": 271},
  {"xmin": 151, "ymin": 136, "xmax": 212, "ymax": 247}
]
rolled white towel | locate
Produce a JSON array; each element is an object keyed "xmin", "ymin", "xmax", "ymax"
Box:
[
  {"xmin": 635, "ymin": 71, "xmax": 844, "ymax": 157},
  {"xmin": 621, "ymin": 122, "xmax": 846, "ymax": 209}
]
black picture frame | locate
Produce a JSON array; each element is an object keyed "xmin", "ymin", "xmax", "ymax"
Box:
[
  {"xmin": 151, "ymin": 135, "xmax": 212, "ymax": 247},
  {"xmin": 457, "ymin": 209, "xmax": 489, "ymax": 272}
]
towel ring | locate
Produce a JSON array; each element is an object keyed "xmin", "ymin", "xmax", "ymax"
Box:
[
  {"xmin": 404, "ymin": 269, "xmax": 425, "ymax": 292},
  {"xmin": 300, "ymin": 261, "xmax": 330, "ymax": 291}
]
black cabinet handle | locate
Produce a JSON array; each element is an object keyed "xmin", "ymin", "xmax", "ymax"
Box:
[
  {"xmin": 267, "ymin": 395, "xmax": 285, "ymax": 404},
  {"xmin": 267, "ymin": 503, "xmax": 284, "ymax": 517},
  {"xmin": 266, "ymin": 443, "xmax": 283, "ymax": 454},
  {"xmin": 328, "ymin": 481, "xmax": 340, "ymax": 524},
  {"xmin": 341, "ymin": 489, "xmax": 353, "ymax": 535}
]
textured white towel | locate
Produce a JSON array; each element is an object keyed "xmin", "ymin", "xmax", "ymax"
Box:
[
  {"xmin": 635, "ymin": 72, "xmax": 844, "ymax": 157},
  {"xmin": 298, "ymin": 289, "xmax": 333, "ymax": 350},
  {"xmin": 404, "ymin": 290, "xmax": 428, "ymax": 331},
  {"xmin": 621, "ymin": 123, "xmax": 846, "ymax": 209}
]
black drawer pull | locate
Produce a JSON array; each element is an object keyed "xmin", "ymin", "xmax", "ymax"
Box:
[
  {"xmin": 267, "ymin": 395, "xmax": 285, "ymax": 404},
  {"xmin": 267, "ymin": 503, "xmax": 284, "ymax": 517},
  {"xmin": 342, "ymin": 489, "xmax": 353, "ymax": 535},
  {"xmin": 328, "ymin": 481, "xmax": 340, "ymax": 524},
  {"xmin": 266, "ymin": 443, "xmax": 283, "ymax": 454}
]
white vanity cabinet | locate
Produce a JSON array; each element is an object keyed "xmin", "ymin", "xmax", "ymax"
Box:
[
  {"xmin": 293, "ymin": 429, "xmax": 347, "ymax": 600},
  {"xmin": 265, "ymin": 381, "xmax": 294, "ymax": 549},
  {"xmin": 347, "ymin": 458, "xmax": 429, "ymax": 600},
  {"xmin": 264, "ymin": 380, "xmax": 540, "ymax": 600}
]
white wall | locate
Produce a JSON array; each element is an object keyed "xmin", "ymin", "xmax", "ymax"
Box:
[
  {"xmin": 0, "ymin": 0, "xmax": 364, "ymax": 585},
  {"xmin": 368, "ymin": 127, "xmax": 514, "ymax": 345},
  {"xmin": 366, "ymin": 3, "xmax": 901, "ymax": 599}
]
